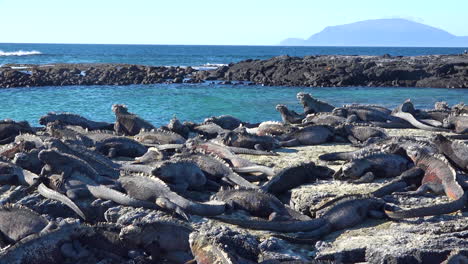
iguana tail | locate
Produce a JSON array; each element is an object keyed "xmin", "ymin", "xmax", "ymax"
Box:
[
  {"xmin": 384, "ymin": 192, "xmax": 467, "ymax": 219},
  {"xmin": 211, "ymin": 216, "xmax": 325, "ymax": 232},
  {"xmin": 37, "ymin": 183, "xmax": 87, "ymax": 220}
]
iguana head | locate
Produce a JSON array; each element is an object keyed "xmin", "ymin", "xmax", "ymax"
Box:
[
  {"xmin": 342, "ymin": 160, "xmax": 366, "ymax": 179},
  {"xmin": 296, "ymin": 92, "xmax": 312, "ymax": 105},
  {"xmin": 38, "ymin": 149, "xmax": 61, "ymax": 163},
  {"xmin": 112, "ymin": 104, "xmax": 129, "ymax": 114},
  {"xmin": 431, "ymin": 134, "xmax": 450, "ymax": 145}
]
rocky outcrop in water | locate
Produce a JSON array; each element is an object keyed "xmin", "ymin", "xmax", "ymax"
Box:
[
  {"xmin": 196, "ymin": 54, "xmax": 468, "ymax": 88},
  {"xmin": 0, "ymin": 63, "xmax": 199, "ymax": 88},
  {"xmin": 2, "ymin": 54, "xmax": 468, "ymax": 89}
]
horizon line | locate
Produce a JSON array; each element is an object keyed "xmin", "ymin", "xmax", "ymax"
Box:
[{"xmin": 1, "ymin": 42, "xmax": 468, "ymax": 49}]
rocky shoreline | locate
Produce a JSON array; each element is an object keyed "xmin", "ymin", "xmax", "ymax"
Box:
[
  {"xmin": 1, "ymin": 54, "xmax": 468, "ymax": 88},
  {"xmin": 0, "ymin": 63, "xmax": 201, "ymax": 88},
  {"xmin": 197, "ymin": 54, "xmax": 468, "ymax": 88}
]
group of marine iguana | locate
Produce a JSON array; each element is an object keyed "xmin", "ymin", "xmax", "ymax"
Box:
[{"xmin": 0, "ymin": 92, "xmax": 467, "ymax": 263}]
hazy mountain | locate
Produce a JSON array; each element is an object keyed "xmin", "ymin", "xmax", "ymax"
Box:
[{"xmin": 280, "ymin": 19, "xmax": 468, "ymax": 47}]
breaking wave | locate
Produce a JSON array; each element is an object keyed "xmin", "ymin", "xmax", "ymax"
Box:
[{"xmin": 0, "ymin": 50, "xmax": 42, "ymax": 56}]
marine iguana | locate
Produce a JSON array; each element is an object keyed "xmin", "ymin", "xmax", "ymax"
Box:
[
  {"xmin": 0, "ymin": 204, "xmax": 52, "ymax": 244},
  {"xmin": 404, "ymin": 144, "xmax": 464, "ymax": 200},
  {"xmin": 186, "ymin": 138, "xmax": 275, "ymax": 176},
  {"xmin": 392, "ymin": 110, "xmax": 449, "ymax": 132},
  {"xmin": 335, "ymin": 151, "xmax": 412, "ymax": 183},
  {"xmin": 119, "ymin": 174, "xmax": 226, "ymax": 216},
  {"xmin": 152, "ymin": 159, "xmax": 207, "ymax": 192},
  {"xmin": 165, "ymin": 116, "xmax": 190, "ymax": 138},
  {"xmin": 119, "ymin": 218, "xmax": 193, "ymax": 263},
  {"xmin": 12, "ymin": 150, "xmax": 43, "ymax": 175},
  {"xmin": 44, "ymin": 121, "xmax": 94, "ymax": 147},
  {"xmin": 261, "ymin": 162, "xmax": 334, "ymax": 195},
  {"xmin": 384, "ymin": 192, "xmax": 467, "ymax": 219},
  {"xmin": 204, "ymin": 115, "xmax": 243, "ymax": 130},
  {"xmin": 211, "ymin": 188, "xmax": 296, "ymax": 220},
  {"xmin": 443, "ymin": 114, "xmax": 468, "ymax": 134},
  {"xmin": 301, "ymin": 112, "xmax": 347, "ymax": 127},
  {"xmin": 332, "ymin": 104, "xmax": 394, "ymax": 122},
  {"xmin": 245, "ymin": 121, "xmax": 297, "ymax": 136},
  {"xmin": 92, "ymin": 135, "xmax": 148, "ymax": 158},
  {"xmin": 0, "ymin": 120, "xmax": 34, "ymax": 145},
  {"xmin": 44, "ymin": 138, "xmax": 120, "ymax": 179},
  {"xmin": 335, "ymin": 123, "xmax": 388, "ymax": 146},
  {"xmin": 296, "ymin": 92, "xmax": 335, "ymax": 114},
  {"xmin": 39, "ymin": 112, "xmax": 114, "ymax": 131},
  {"xmin": 38, "ymin": 148, "xmax": 104, "ymax": 183},
  {"xmin": 123, "ymin": 157, "xmax": 208, "ymax": 193},
  {"xmin": 112, "ymin": 104, "xmax": 155, "ymax": 136},
  {"xmin": 0, "ymin": 160, "xmax": 86, "ymax": 219},
  {"xmin": 278, "ymin": 125, "xmax": 334, "ymax": 147},
  {"xmin": 275, "ymin": 104, "xmax": 305, "ymax": 124},
  {"xmin": 132, "ymin": 147, "xmax": 165, "ymax": 165},
  {"xmin": 0, "ymin": 223, "xmax": 94, "ymax": 264},
  {"xmin": 173, "ymin": 150, "xmax": 259, "ymax": 189},
  {"xmin": 134, "ymin": 129, "xmax": 186, "ymax": 145},
  {"xmin": 318, "ymin": 136, "xmax": 435, "ymax": 161},
  {"xmin": 189, "ymin": 226, "xmax": 259, "ymax": 264},
  {"xmin": 192, "ymin": 122, "xmax": 230, "ymax": 139},
  {"xmin": 212, "ymin": 195, "xmax": 383, "ymax": 234},
  {"xmin": 432, "ymin": 134, "xmax": 468, "ymax": 171},
  {"xmin": 217, "ymin": 129, "xmax": 280, "ymax": 151}
]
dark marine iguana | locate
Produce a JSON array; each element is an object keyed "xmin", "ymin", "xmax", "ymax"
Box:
[
  {"xmin": 0, "ymin": 160, "xmax": 86, "ymax": 220},
  {"xmin": 166, "ymin": 116, "xmax": 190, "ymax": 138},
  {"xmin": 44, "ymin": 138, "xmax": 120, "ymax": 179},
  {"xmin": 217, "ymin": 129, "xmax": 280, "ymax": 151},
  {"xmin": 186, "ymin": 138, "xmax": 275, "ymax": 176},
  {"xmin": 119, "ymin": 218, "xmax": 193, "ymax": 263},
  {"xmin": 318, "ymin": 136, "xmax": 436, "ymax": 161},
  {"xmin": 37, "ymin": 149, "xmax": 172, "ymax": 214},
  {"xmin": 332, "ymin": 104, "xmax": 394, "ymax": 122},
  {"xmin": 335, "ymin": 123, "xmax": 388, "ymax": 146},
  {"xmin": 275, "ymin": 104, "xmax": 305, "ymax": 124},
  {"xmin": 119, "ymin": 174, "xmax": 226, "ymax": 216},
  {"xmin": 278, "ymin": 125, "xmax": 335, "ymax": 147},
  {"xmin": 335, "ymin": 151, "xmax": 412, "ymax": 183},
  {"xmin": 211, "ymin": 188, "xmax": 300, "ymax": 221},
  {"xmin": 134, "ymin": 129, "xmax": 186, "ymax": 145},
  {"xmin": 39, "ymin": 112, "xmax": 114, "ymax": 131},
  {"xmin": 0, "ymin": 223, "xmax": 94, "ymax": 264},
  {"xmin": 112, "ymin": 104, "xmax": 155, "ymax": 136},
  {"xmin": 88, "ymin": 132, "xmax": 147, "ymax": 158},
  {"xmin": 0, "ymin": 120, "xmax": 34, "ymax": 145},
  {"xmin": 173, "ymin": 150, "xmax": 259, "ymax": 189},
  {"xmin": 0, "ymin": 204, "xmax": 53, "ymax": 245},
  {"xmin": 442, "ymin": 113, "xmax": 468, "ymax": 134},
  {"xmin": 301, "ymin": 112, "xmax": 347, "ymax": 127},
  {"xmin": 261, "ymin": 162, "xmax": 334, "ymax": 195},
  {"xmin": 384, "ymin": 192, "xmax": 467, "ymax": 220},
  {"xmin": 192, "ymin": 122, "xmax": 230, "ymax": 139},
  {"xmin": 432, "ymin": 134, "xmax": 468, "ymax": 171},
  {"xmin": 123, "ymin": 158, "xmax": 208, "ymax": 192},
  {"xmin": 203, "ymin": 115, "xmax": 243, "ymax": 130},
  {"xmin": 296, "ymin": 92, "xmax": 335, "ymax": 114},
  {"xmin": 212, "ymin": 195, "xmax": 383, "ymax": 234},
  {"xmin": 189, "ymin": 225, "xmax": 260, "ymax": 264}
]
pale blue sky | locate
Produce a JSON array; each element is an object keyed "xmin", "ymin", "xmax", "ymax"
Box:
[{"xmin": 1, "ymin": 0, "xmax": 467, "ymax": 45}]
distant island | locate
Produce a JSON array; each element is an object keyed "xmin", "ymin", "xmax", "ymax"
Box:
[{"xmin": 280, "ymin": 18, "xmax": 468, "ymax": 47}]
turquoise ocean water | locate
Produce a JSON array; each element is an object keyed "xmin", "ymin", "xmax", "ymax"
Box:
[{"xmin": 1, "ymin": 44, "xmax": 468, "ymax": 126}]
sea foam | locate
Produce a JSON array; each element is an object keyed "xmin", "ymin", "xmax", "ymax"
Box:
[{"xmin": 0, "ymin": 50, "xmax": 42, "ymax": 56}]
